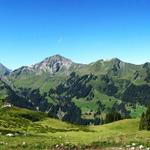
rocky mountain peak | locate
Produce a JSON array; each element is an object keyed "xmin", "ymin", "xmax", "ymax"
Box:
[
  {"xmin": 11, "ymin": 55, "xmax": 83, "ymax": 76},
  {"xmin": 33, "ymin": 54, "xmax": 74, "ymax": 73},
  {"xmin": 46, "ymin": 54, "xmax": 73, "ymax": 65}
]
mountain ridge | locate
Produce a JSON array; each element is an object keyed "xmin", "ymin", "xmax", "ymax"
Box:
[{"xmin": 1, "ymin": 54, "xmax": 150, "ymax": 72}]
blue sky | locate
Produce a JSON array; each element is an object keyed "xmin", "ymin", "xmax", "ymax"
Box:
[{"xmin": 0, "ymin": 0, "xmax": 150, "ymax": 69}]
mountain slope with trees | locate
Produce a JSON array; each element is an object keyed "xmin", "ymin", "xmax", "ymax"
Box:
[{"xmin": 0, "ymin": 55, "xmax": 149, "ymax": 124}]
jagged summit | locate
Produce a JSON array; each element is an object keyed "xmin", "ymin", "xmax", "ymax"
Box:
[
  {"xmin": 48, "ymin": 54, "xmax": 71, "ymax": 60},
  {"xmin": 43, "ymin": 54, "xmax": 73, "ymax": 65},
  {"xmin": 12, "ymin": 54, "xmax": 82, "ymax": 75},
  {"xmin": 33, "ymin": 54, "xmax": 74, "ymax": 73},
  {"xmin": 41, "ymin": 54, "xmax": 73, "ymax": 63}
]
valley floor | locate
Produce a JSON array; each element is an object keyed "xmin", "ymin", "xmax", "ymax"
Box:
[{"xmin": 0, "ymin": 107, "xmax": 150, "ymax": 150}]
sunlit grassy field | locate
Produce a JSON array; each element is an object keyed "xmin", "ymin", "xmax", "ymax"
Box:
[{"xmin": 0, "ymin": 107, "xmax": 150, "ymax": 150}]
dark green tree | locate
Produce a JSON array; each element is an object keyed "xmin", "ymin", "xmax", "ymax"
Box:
[
  {"xmin": 139, "ymin": 102, "xmax": 150, "ymax": 130},
  {"xmin": 139, "ymin": 112, "xmax": 146, "ymax": 130},
  {"xmin": 105, "ymin": 111, "xmax": 122, "ymax": 124}
]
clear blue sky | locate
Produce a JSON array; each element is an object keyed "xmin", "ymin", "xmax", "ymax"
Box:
[{"xmin": 0, "ymin": 0, "xmax": 150, "ymax": 70}]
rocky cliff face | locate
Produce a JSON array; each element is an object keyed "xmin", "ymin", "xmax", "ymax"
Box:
[{"xmin": 33, "ymin": 55, "xmax": 75, "ymax": 74}]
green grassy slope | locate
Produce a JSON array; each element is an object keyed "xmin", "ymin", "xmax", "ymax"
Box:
[
  {"xmin": 0, "ymin": 107, "xmax": 150, "ymax": 150},
  {"xmin": 10, "ymin": 72, "xmax": 67, "ymax": 93},
  {"xmin": 77, "ymin": 58, "xmax": 141, "ymax": 79}
]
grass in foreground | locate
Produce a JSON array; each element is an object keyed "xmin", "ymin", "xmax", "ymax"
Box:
[{"xmin": 0, "ymin": 107, "xmax": 150, "ymax": 150}]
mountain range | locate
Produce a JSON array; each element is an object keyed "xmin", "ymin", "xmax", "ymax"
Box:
[{"xmin": 0, "ymin": 54, "xmax": 149, "ymax": 124}]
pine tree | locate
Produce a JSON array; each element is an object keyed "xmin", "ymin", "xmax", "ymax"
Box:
[
  {"xmin": 105, "ymin": 111, "xmax": 122, "ymax": 124},
  {"xmin": 139, "ymin": 112, "xmax": 145, "ymax": 130}
]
